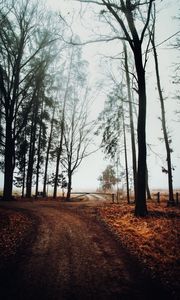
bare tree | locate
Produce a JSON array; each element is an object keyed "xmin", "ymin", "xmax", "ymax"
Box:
[
  {"xmin": 53, "ymin": 50, "xmax": 74, "ymax": 199},
  {"xmin": 63, "ymin": 90, "xmax": 95, "ymax": 200},
  {"xmin": 96, "ymin": 81, "xmax": 131, "ymax": 203},
  {"xmin": 43, "ymin": 105, "xmax": 56, "ymax": 197},
  {"xmin": 123, "ymin": 42, "xmax": 137, "ymax": 200},
  {"xmin": 122, "ymin": 103, "xmax": 130, "ymax": 204},
  {"xmin": 53, "ymin": 44, "xmax": 88, "ymax": 198},
  {"xmin": 150, "ymin": 6, "xmax": 175, "ymax": 205},
  {"xmin": 25, "ymin": 55, "xmax": 54, "ymax": 198},
  {"xmin": 74, "ymin": 0, "xmax": 154, "ymax": 216}
]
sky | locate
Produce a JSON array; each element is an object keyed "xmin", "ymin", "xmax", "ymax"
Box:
[{"xmin": 0, "ymin": 0, "xmax": 180, "ymax": 193}]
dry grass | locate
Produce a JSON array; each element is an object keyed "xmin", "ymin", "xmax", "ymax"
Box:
[{"xmin": 98, "ymin": 201, "xmax": 180, "ymax": 293}]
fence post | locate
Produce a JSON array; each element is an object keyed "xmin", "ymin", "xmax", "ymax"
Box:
[
  {"xmin": 112, "ymin": 193, "xmax": 115, "ymax": 204},
  {"xmin": 157, "ymin": 192, "xmax": 160, "ymax": 203},
  {"xmin": 176, "ymin": 192, "xmax": 179, "ymax": 206}
]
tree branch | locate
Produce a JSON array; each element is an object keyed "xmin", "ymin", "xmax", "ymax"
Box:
[
  {"xmin": 102, "ymin": 0, "xmax": 134, "ymax": 49},
  {"xmin": 59, "ymin": 34, "xmax": 128, "ymax": 46},
  {"xmin": 140, "ymin": 0, "xmax": 154, "ymax": 43}
]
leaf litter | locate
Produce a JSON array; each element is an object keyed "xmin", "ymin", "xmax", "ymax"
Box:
[
  {"xmin": 0, "ymin": 209, "xmax": 33, "ymax": 262},
  {"xmin": 98, "ymin": 202, "xmax": 180, "ymax": 294}
]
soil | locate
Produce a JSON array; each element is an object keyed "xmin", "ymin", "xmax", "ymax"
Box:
[{"xmin": 0, "ymin": 198, "xmax": 175, "ymax": 300}]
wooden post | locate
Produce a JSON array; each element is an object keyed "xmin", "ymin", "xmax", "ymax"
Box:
[
  {"xmin": 157, "ymin": 192, "xmax": 160, "ymax": 203},
  {"xmin": 112, "ymin": 193, "xmax": 115, "ymax": 204},
  {"xmin": 176, "ymin": 192, "xmax": 179, "ymax": 206}
]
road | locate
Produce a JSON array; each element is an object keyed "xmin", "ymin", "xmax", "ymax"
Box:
[{"xmin": 0, "ymin": 198, "xmax": 172, "ymax": 300}]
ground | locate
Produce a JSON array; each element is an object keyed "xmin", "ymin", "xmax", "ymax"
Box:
[{"xmin": 0, "ymin": 196, "xmax": 179, "ymax": 300}]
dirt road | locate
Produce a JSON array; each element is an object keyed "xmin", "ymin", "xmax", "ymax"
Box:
[{"xmin": 0, "ymin": 199, "xmax": 172, "ymax": 300}]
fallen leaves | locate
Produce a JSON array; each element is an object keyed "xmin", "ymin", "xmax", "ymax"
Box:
[
  {"xmin": 98, "ymin": 202, "xmax": 180, "ymax": 292},
  {"xmin": 0, "ymin": 209, "xmax": 33, "ymax": 262}
]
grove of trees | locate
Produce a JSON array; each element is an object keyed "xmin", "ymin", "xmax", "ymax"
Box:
[
  {"xmin": 0, "ymin": 0, "xmax": 179, "ymax": 217},
  {"xmin": 0, "ymin": 0, "xmax": 94, "ymax": 201},
  {"xmin": 73, "ymin": 0, "xmax": 179, "ymax": 215}
]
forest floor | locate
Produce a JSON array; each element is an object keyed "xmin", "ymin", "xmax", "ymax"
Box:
[{"xmin": 0, "ymin": 197, "xmax": 179, "ymax": 300}]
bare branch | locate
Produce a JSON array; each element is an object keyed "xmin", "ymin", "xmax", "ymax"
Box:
[
  {"xmin": 140, "ymin": 0, "xmax": 154, "ymax": 43},
  {"xmin": 74, "ymin": 0, "xmax": 105, "ymax": 6},
  {"xmin": 102, "ymin": 0, "xmax": 134, "ymax": 48},
  {"xmin": 20, "ymin": 37, "xmax": 58, "ymax": 70},
  {"xmin": 58, "ymin": 33, "xmax": 127, "ymax": 46}
]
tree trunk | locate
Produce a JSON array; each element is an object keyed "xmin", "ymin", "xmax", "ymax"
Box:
[
  {"xmin": 3, "ymin": 120, "xmax": 15, "ymax": 200},
  {"xmin": 3, "ymin": 41, "xmax": 23, "ymax": 200},
  {"xmin": 53, "ymin": 52, "xmax": 73, "ymax": 198},
  {"xmin": 133, "ymin": 42, "xmax": 148, "ymax": 217},
  {"xmin": 53, "ymin": 134, "xmax": 63, "ymax": 199},
  {"xmin": 35, "ymin": 121, "xmax": 42, "ymax": 197},
  {"xmin": 26, "ymin": 117, "xmax": 37, "ymax": 198},
  {"xmin": 124, "ymin": 43, "xmax": 137, "ymax": 200},
  {"xmin": 35, "ymin": 101, "xmax": 44, "ymax": 197},
  {"xmin": 43, "ymin": 107, "xmax": 55, "ymax": 197},
  {"xmin": 21, "ymin": 144, "xmax": 26, "ymax": 198},
  {"xmin": 122, "ymin": 107, "xmax": 130, "ymax": 204},
  {"xmin": 146, "ymin": 165, "xmax": 151, "ymax": 200},
  {"xmin": 66, "ymin": 170, "xmax": 72, "ymax": 200},
  {"xmin": 151, "ymin": 29, "xmax": 174, "ymax": 206}
]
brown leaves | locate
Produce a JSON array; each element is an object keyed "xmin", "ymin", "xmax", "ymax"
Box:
[
  {"xmin": 98, "ymin": 202, "xmax": 180, "ymax": 290},
  {"xmin": 0, "ymin": 209, "xmax": 32, "ymax": 260}
]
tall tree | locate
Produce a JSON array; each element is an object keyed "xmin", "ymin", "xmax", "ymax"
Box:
[
  {"xmin": 96, "ymin": 84, "xmax": 131, "ymax": 202},
  {"xmin": 123, "ymin": 43, "xmax": 151, "ymax": 200},
  {"xmin": 35, "ymin": 101, "xmax": 49, "ymax": 198},
  {"xmin": 53, "ymin": 52, "xmax": 73, "ymax": 199},
  {"xmin": 123, "ymin": 42, "xmax": 137, "ymax": 200},
  {"xmin": 150, "ymin": 7, "xmax": 175, "ymax": 205},
  {"xmin": 14, "ymin": 131, "xmax": 28, "ymax": 197},
  {"xmin": 43, "ymin": 105, "xmax": 56, "ymax": 197},
  {"xmin": 25, "ymin": 58, "xmax": 51, "ymax": 198},
  {"xmin": 122, "ymin": 103, "xmax": 130, "ymax": 204},
  {"xmin": 76, "ymin": 0, "xmax": 154, "ymax": 216},
  {"xmin": 53, "ymin": 44, "xmax": 88, "ymax": 198},
  {"xmin": 63, "ymin": 95, "xmax": 95, "ymax": 200},
  {"xmin": 26, "ymin": 84, "xmax": 39, "ymax": 198}
]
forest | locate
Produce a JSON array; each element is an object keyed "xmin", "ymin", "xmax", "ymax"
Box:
[{"xmin": 0, "ymin": 0, "xmax": 96, "ymax": 202}]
